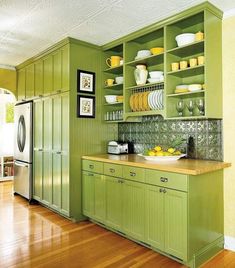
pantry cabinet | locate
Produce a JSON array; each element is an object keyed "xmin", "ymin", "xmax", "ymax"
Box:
[{"xmin": 82, "ymin": 157, "xmax": 225, "ymax": 268}]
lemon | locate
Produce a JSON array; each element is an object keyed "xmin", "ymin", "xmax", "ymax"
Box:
[
  {"xmin": 154, "ymin": 146, "xmax": 162, "ymax": 152},
  {"xmin": 167, "ymin": 147, "xmax": 175, "ymax": 154},
  {"xmin": 163, "ymin": 152, "xmax": 172, "ymax": 156},
  {"xmin": 155, "ymin": 151, "xmax": 164, "ymax": 156},
  {"xmin": 174, "ymin": 150, "xmax": 181, "ymax": 155},
  {"xmin": 148, "ymin": 151, "xmax": 155, "ymax": 156}
]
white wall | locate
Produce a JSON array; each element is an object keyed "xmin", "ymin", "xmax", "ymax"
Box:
[{"xmin": 0, "ymin": 93, "xmax": 15, "ymax": 156}]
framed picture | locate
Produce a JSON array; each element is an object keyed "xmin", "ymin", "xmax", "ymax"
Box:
[
  {"xmin": 77, "ymin": 69, "xmax": 95, "ymax": 94},
  {"xmin": 77, "ymin": 95, "xmax": 95, "ymax": 118}
]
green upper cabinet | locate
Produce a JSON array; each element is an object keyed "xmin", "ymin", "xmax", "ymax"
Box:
[
  {"xmin": 61, "ymin": 45, "xmax": 69, "ymax": 92},
  {"xmin": 17, "ymin": 68, "xmax": 26, "ymax": 101},
  {"xmin": 34, "ymin": 60, "xmax": 43, "ymax": 97},
  {"xmin": 43, "ymin": 55, "xmax": 53, "ymax": 96},
  {"xmin": 25, "ymin": 63, "xmax": 35, "ymax": 99},
  {"xmin": 53, "ymin": 49, "xmax": 62, "ymax": 94}
]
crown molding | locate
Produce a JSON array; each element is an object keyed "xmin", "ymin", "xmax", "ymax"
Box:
[{"xmin": 0, "ymin": 64, "xmax": 16, "ymax": 70}]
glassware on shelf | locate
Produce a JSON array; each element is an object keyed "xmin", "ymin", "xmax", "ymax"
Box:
[
  {"xmin": 186, "ymin": 100, "xmax": 194, "ymax": 116},
  {"xmin": 196, "ymin": 99, "xmax": 205, "ymax": 115},
  {"xmin": 176, "ymin": 100, "xmax": 184, "ymax": 116}
]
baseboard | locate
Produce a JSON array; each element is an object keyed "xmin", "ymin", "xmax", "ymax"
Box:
[{"xmin": 224, "ymin": 236, "xmax": 235, "ymax": 251}]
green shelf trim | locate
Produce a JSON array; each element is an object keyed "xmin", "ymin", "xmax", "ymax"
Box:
[
  {"xmin": 125, "ymin": 110, "xmax": 164, "ymax": 117},
  {"xmin": 167, "ymin": 64, "xmax": 204, "ymax": 77},
  {"xmin": 167, "ymin": 90, "xmax": 205, "ymax": 97},
  {"xmin": 104, "ymin": 120, "xmax": 124, "ymax": 123},
  {"xmin": 166, "ymin": 115, "xmax": 207, "ymax": 120},
  {"xmin": 103, "ymin": 65, "xmax": 123, "ymax": 74},
  {"xmin": 125, "ymin": 82, "xmax": 164, "ymax": 90},
  {"xmin": 166, "ymin": 40, "xmax": 204, "ymax": 54},
  {"xmin": 104, "ymin": 84, "xmax": 123, "ymax": 90},
  {"xmin": 104, "ymin": 102, "xmax": 123, "ymax": 106},
  {"xmin": 125, "ymin": 53, "xmax": 164, "ymax": 66}
]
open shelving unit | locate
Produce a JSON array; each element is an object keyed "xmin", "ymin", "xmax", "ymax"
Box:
[{"xmin": 0, "ymin": 156, "xmax": 14, "ymax": 181}]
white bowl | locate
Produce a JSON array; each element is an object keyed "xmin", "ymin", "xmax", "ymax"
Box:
[
  {"xmin": 176, "ymin": 85, "xmax": 189, "ymax": 90},
  {"xmin": 105, "ymin": 95, "xmax": 117, "ymax": 103},
  {"xmin": 115, "ymin": 76, "xmax": 123, "ymax": 84},
  {"xmin": 136, "ymin": 49, "xmax": 151, "ymax": 58},
  {"xmin": 188, "ymin": 84, "xmax": 202, "ymax": 92},
  {"xmin": 149, "ymin": 71, "xmax": 164, "ymax": 79},
  {"xmin": 175, "ymin": 33, "xmax": 195, "ymax": 47}
]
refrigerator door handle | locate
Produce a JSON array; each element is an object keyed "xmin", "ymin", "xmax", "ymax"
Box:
[{"xmin": 14, "ymin": 161, "xmax": 28, "ymax": 168}]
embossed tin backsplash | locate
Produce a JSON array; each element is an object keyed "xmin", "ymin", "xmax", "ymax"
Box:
[{"xmin": 118, "ymin": 116, "xmax": 223, "ymax": 161}]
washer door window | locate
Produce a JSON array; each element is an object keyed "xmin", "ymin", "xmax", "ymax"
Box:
[{"xmin": 17, "ymin": 115, "xmax": 26, "ymax": 153}]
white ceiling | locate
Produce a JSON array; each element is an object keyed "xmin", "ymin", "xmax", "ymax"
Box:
[{"xmin": 0, "ymin": 0, "xmax": 235, "ymax": 67}]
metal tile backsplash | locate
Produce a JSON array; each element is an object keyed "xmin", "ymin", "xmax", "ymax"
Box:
[{"xmin": 118, "ymin": 116, "xmax": 223, "ymax": 161}]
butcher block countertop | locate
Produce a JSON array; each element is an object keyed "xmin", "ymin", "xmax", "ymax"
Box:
[{"xmin": 82, "ymin": 154, "xmax": 231, "ymax": 175}]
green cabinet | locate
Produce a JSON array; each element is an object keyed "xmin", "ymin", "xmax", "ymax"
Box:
[
  {"xmin": 17, "ymin": 68, "xmax": 26, "ymax": 101},
  {"xmin": 82, "ymin": 171, "xmax": 95, "ymax": 217},
  {"xmin": 145, "ymin": 185, "xmax": 187, "ymax": 260},
  {"xmin": 105, "ymin": 176, "xmax": 123, "ymax": 231},
  {"xmin": 43, "ymin": 55, "xmax": 53, "ymax": 96},
  {"xmin": 34, "ymin": 60, "xmax": 43, "ymax": 97},
  {"xmin": 25, "ymin": 64, "xmax": 34, "ymax": 99}
]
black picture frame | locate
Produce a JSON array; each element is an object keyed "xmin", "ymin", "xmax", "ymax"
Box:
[
  {"xmin": 77, "ymin": 69, "xmax": 95, "ymax": 94},
  {"xmin": 77, "ymin": 95, "xmax": 95, "ymax": 118}
]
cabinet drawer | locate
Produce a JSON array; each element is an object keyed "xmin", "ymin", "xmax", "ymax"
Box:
[
  {"xmin": 123, "ymin": 166, "xmax": 145, "ymax": 182},
  {"xmin": 82, "ymin": 160, "xmax": 103, "ymax": 174},
  {"xmin": 104, "ymin": 163, "xmax": 122, "ymax": 178},
  {"xmin": 145, "ymin": 169, "xmax": 188, "ymax": 192}
]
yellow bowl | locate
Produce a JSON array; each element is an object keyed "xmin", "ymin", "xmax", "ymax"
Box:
[{"xmin": 150, "ymin": 47, "xmax": 164, "ymax": 55}]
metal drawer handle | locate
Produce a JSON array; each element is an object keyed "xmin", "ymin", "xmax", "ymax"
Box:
[
  {"xmin": 160, "ymin": 177, "xmax": 168, "ymax": 183},
  {"xmin": 88, "ymin": 173, "xmax": 94, "ymax": 177},
  {"xmin": 89, "ymin": 164, "xmax": 94, "ymax": 169},
  {"xmin": 56, "ymin": 151, "xmax": 62, "ymax": 154},
  {"xmin": 130, "ymin": 172, "xmax": 136, "ymax": 177},
  {"xmin": 118, "ymin": 179, "xmax": 124, "ymax": 184},
  {"xmin": 159, "ymin": 188, "xmax": 166, "ymax": 193},
  {"xmin": 109, "ymin": 168, "xmax": 115, "ymax": 173}
]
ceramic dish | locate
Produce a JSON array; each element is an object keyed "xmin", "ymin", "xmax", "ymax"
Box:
[
  {"xmin": 138, "ymin": 153, "xmax": 186, "ymax": 162},
  {"xmin": 175, "ymin": 33, "xmax": 195, "ymax": 47}
]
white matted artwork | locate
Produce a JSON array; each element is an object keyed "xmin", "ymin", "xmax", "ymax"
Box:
[
  {"xmin": 77, "ymin": 95, "xmax": 95, "ymax": 118},
  {"xmin": 77, "ymin": 69, "xmax": 95, "ymax": 94}
]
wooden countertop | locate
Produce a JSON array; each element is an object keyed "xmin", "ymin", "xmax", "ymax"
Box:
[{"xmin": 82, "ymin": 154, "xmax": 231, "ymax": 175}]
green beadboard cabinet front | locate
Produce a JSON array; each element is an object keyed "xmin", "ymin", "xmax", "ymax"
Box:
[
  {"xmin": 25, "ymin": 64, "xmax": 35, "ymax": 100},
  {"xmin": 17, "ymin": 68, "xmax": 26, "ymax": 101}
]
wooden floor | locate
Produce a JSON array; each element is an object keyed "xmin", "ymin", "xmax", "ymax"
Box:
[{"xmin": 1, "ymin": 182, "xmax": 235, "ymax": 268}]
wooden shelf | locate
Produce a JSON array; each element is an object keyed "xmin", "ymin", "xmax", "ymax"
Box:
[
  {"xmin": 104, "ymin": 102, "xmax": 123, "ymax": 106},
  {"xmin": 167, "ymin": 65, "xmax": 204, "ymax": 77},
  {"xmin": 125, "ymin": 53, "xmax": 164, "ymax": 66},
  {"xmin": 103, "ymin": 65, "xmax": 123, "ymax": 74},
  {"xmin": 104, "ymin": 84, "xmax": 123, "ymax": 90},
  {"xmin": 167, "ymin": 90, "xmax": 205, "ymax": 97},
  {"xmin": 166, "ymin": 40, "xmax": 204, "ymax": 57},
  {"xmin": 125, "ymin": 82, "xmax": 164, "ymax": 90}
]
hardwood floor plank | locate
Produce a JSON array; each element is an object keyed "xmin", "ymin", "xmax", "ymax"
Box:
[{"xmin": 0, "ymin": 181, "xmax": 235, "ymax": 268}]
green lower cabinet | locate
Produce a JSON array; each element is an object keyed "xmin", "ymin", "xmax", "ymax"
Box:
[
  {"xmin": 105, "ymin": 176, "xmax": 122, "ymax": 231},
  {"xmin": 42, "ymin": 151, "xmax": 52, "ymax": 205},
  {"xmin": 122, "ymin": 180, "xmax": 145, "ymax": 242},
  {"xmin": 61, "ymin": 153, "xmax": 70, "ymax": 216},
  {"xmin": 94, "ymin": 174, "xmax": 106, "ymax": 223},
  {"xmin": 82, "ymin": 171, "xmax": 95, "ymax": 217},
  {"xmin": 33, "ymin": 150, "xmax": 43, "ymax": 200},
  {"xmin": 164, "ymin": 188, "xmax": 187, "ymax": 261},
  {"xmin": 51, "ymin": 153, "xmax": 61, "ymax": 211},
  {"xmin": 145, "ymin": 185, "xmax": 164, "ymax": 251}
]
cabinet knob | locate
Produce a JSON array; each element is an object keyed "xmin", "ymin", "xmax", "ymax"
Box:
[
  {"xmin": 109, "ymin": 168, "xmax": 115, "ymax": 173},
  {"xmin": 130, "ymin": 171, "xmax": 136, "ymax": 177},
  {"xmin": 56, "ymin": 151, "xmax": 62, "ymax": 154},
  {"xmin": 38, "ymin": 148, "xmax": 43, "ymax": 152},
  {"xmin": 88, "ymin": 173, "xmax": 94, "ymax": 177},
  {"xmin": 159, "ymin": 188, "xmax": 166, "ymax": 193},
  {"xmin": 57, "ymin": 89, "xmax": 62, "ymax": 94},
  {"xmin": 160, "ymin": 177, "xmax": 168, "ymax": 183},
  {"xmin": 89, "ymin": 164, "xmax": 94, "ymax": 169}
]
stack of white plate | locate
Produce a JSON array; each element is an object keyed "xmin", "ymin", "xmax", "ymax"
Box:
[{"xmin": 147, "ymin": 90, "xmax": 164, "ymax": 110}]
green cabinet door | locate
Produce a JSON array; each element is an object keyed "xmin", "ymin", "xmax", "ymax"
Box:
[
  {"xmin": 105, "ymin": 176, "xmax": 122, "ymax": 231},
  {"xmin": 61, "ymin": 45, "xmax": 69, "ymax": 92},
  {"xmin": 94, "ymin": 174, "xmax": 106, "ymax": 223},
  {"xmin": 33, "ymin": 99, "xmax": 43, "ymax": 200},
  {"xmin": 17, "ymin": 68, "xmax": 26, "ymax": 101},
  {"xmin": 25, "ymin": 64, "xmax": 34, "ymax": 99},
  {"xmin": 82, "ymin": 171, "xmax": 95, "ymax": 217},
  {"xmin": 145, "ymin": 185, "xmax": 164, "ymax": 251},
  {"xmin": 34, "ymin": 60, "xmax": 43, "ymax": 97},
  {"xmin": 122, "ymin": 180, "xmax": 145, "ymax": 241},
  {"xmin": 164, "ymin": 189, "xmax": 187, "ymax": 260},
  {"xmin": 61, "ymin": 93, "xmax": 70, "ymax": 215},
  {"xmin": 51, "ymin": 95, "xmax": 62, "ymax": 211},
  {"xmin": 53, "ymin": 50, "xmax": 62, "ymax": 94},
  {"xmin": 42, "ymin": 98, "xmax": 52, "ymax": 205},
  {"xmin": 43, "ymin": 55, "xmax": 53, "ymax": 96}
]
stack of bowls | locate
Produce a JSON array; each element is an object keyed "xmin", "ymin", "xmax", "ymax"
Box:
[{"xmin": 148, "ymin": 71, "xmax": 164, "ymax": 83}]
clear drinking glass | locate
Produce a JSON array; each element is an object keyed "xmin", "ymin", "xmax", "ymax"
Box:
[
  {"xmin": 196, "ymin": 99, "xmax": 205, "ymax": 115},
  {"xmin": 176, "ymin": 100, "xmax": 184, "ymax": 116},
  {"xmin": 186, "ymin": 100, "xmax": 194, "ymax": 116}
]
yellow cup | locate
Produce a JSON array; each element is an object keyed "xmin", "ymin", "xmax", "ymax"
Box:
[
  {"xmin": 106, "ymin": 56, "xmax": 122, "ymax": 68},
  {"xmin": 171, "ymin": 62, "xmax": 179, "ymax": 71},
  {"xmin": 189, "ymin": 58, "xmax": 197, "ymax": 67},
  {"xmin": 195, "ymin": 31, "xmax": 204, "ymax": 41},
  {"xmin": 180, "ymin": 60, "xmax": 188, "ymax": 69},
  {"xmin": 197, "ymin": 56, "xmax": 205, "ymax": 65},
  {"xmin": 105, "ymin": 79, "xmax": 114, "ymax": 86}
]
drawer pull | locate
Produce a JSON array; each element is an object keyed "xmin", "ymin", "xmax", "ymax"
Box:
[
  {"xmin": 89, "ymin": 164, "xmax": 94, "ymax": 170},
  {"xmin": 88, "ymin": 173, "xmax": 94, "ymax": 177},
  {"xmin": 160, "ymin": 177, "xmax": 168, "ymax": 183},
  {"xmin": 130, "ymin": 172, "xmax": 136, "ymax": 177},
  {"xmin": 109, "ymin": 168, "xmax": 115, "ymax": 173},
  {"xmin": 159, "ymin": 188, "xmax": 166, "ymax": 193},
  {"xmin": 118, "ymin": 179, "xmax": 123, "ymax": 184}
]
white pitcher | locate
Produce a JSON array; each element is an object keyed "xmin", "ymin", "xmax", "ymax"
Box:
[{"xmin": 134, "ymin": 64, "xmax": 148, "ymax": 86}]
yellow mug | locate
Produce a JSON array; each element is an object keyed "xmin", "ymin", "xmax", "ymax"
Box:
[
  {"xmin": 105, "ymin": 79, "xmax": 114, "ymax": 86},
  {"xmin": 106, "ymin": 56, "xmax": 122, "ymax": 68},
  {"xmin": 180, "ymin": 60, "xmax": 188, "ymax": 69},
  {"xmin": 198, "ymin": 56, "xmax": 205, "ymax": 65},
  {"xmin": 189, "ymin": 58, "xmax": 197, "ymax": 67},
  {"xmin": 195, "ymin": 31, "xmax": 204, "ymax": 41},
  {"xmin": 171, "ymin": 62, "xmax": 179, "ymax": 71}
]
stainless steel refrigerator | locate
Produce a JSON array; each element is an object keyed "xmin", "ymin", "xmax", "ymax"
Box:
[{"xmin": 14, "ymin": 101, "xmax": 33, "ymax": 200}]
